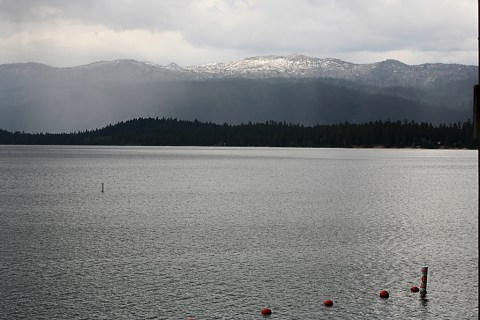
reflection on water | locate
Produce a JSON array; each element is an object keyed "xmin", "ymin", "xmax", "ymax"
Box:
[{"xmin": 0, "ymin": 146, "xmax": 478, "ymax": 319}]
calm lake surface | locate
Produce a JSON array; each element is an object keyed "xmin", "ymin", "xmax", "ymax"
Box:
[{"xmin": 0, "ymin": 146, "xmax": 478, "ymax": 319}]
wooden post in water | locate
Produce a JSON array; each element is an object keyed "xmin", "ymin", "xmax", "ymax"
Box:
[
  {"xmin": 101, "ymin": 183, "xmax": 104, "ymax": 193},
  {"xmin": 419, "ymin": 266, "xmax": 428, "ymax": 298}
]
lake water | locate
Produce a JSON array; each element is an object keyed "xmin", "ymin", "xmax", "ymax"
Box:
[{"xmin": 0, "ymin": 146, "xmax": 478, "ymax": 319}]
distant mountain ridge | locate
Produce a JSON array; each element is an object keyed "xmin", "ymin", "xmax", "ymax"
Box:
[
  {"xmin": 0, "ymin": 54, "xmax": 476, "ymax": 133},
  {"xmin": 1, "ymin": 54, "xmax": 475, "ymax": 84},
  {"xmin": 186, "ymin": 54, "xmax": 476, "ymax": 86}
]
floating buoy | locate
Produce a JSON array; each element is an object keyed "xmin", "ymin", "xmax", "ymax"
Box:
[
  {"xmin": 261, "ymin": 307, "xmax": 272, "ymax": 316},
  {"xmin": 323, "ymin": 299, "xmax": 334, "ymax": 307},
  {"xmin": 379, "ymin": 290, "xmax": 390, "ymax": 298},
  {"xmin": 410, "ymin": 285, "xmax": 420, "ymax": 293}
]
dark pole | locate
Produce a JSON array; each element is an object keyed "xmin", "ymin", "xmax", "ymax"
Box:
[
  {"xmin": 475, "ymin": 0, "xmax": 480, "ymax": 212},
  {"xmin": 473, "ymin": 0, "xmax": 480, "ymax": 303},
  {"xmin": 475, "ymin": 0, "xmax": 480, "ymax": 218}
]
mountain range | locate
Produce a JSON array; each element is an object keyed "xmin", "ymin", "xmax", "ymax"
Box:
[{"xmin": 0, "ymin": 54, "xmax": 476, "ymax": 133}]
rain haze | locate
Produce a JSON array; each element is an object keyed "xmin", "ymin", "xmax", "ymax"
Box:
[{"xmin": 0, "ymin": 0, "xmax": 477, "ymax": 67}]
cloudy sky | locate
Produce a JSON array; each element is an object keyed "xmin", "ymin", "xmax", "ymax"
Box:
[{"xmin": 0, "ymin": 0, "xmax": 476, "ymax": 67}]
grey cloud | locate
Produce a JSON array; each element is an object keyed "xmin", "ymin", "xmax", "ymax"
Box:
[
  {"xmin": 0, "ymin": 0, "xmax": 187, "ymax": 31},
  {"xmin": 175, "ymin": 0, "xmax": 475, "ymax": 57},
  {"xmin": 0, "ymin": 0, "xmax": 476, "ymax": 65},
  {"xmin": 0, "ymin": 0, "xmax": 68, "ymax": 22}
]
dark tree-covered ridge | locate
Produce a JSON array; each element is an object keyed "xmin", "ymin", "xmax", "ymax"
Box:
[{"xmin": 0, "ymin": 117, "xmax": 475, "ymax": 149}]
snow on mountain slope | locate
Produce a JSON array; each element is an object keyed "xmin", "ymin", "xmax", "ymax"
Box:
[
  {"xmin": 1, "ymin": 54, "xmax": 475, "ymax": 87},
  {"xmin": 0, "ymin": 54, "xmax": 476, "ymax": 132},
  {"xmin": 187, "ymin": 54, "xmax": 358, "ymax": 78},
  {"xmin": 185, "ymin": 54, "xmax": 476, "ymax": 86}
]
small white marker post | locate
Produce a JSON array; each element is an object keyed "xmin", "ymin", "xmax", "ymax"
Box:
[
  {"xmin": 101, "ymin": 183, "xmax": 104, "ymax": 193},
  {"xmin": 420, "ymin": 266, "xmax": 428, "ymax": 298}
]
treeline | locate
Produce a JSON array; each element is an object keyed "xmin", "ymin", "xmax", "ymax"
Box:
[{"xmin": 0, "ymin": 117, "xmax": 476, "ymax": 149}]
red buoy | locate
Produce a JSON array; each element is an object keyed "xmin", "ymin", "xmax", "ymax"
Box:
[
  {"xmin": 410, "ymin": 285, "xmax": 420, "ymax": 293},
  {"xmin": 323, "ymin": 299, "xmax": 334, "ymax": 307},
  {"xmin": 379, "ymin": 290, "xmax": 390, "ymax": 298},
  {"xmin": 261, "ymin": 308, "xmax": 272, "ymax": 316}
]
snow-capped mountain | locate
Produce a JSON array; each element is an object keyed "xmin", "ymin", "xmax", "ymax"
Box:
[
  {"xmin": 0, "ymin": 54, "xmax": 476, "ymax": 133},
  {"xmin": 185, "ymin": 54, "xmax": 356, "ymax": 79},
  {"xmin": 185, "ymin": 54, "xmax": 475, "ymax": 86},
  {"xmin": 1, "ymin": 54, "xmax": 475, "ymax": 86}
]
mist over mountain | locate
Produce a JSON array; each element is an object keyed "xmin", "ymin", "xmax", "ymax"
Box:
[{"xmin": 0, "ymin": 54, "xmax": 476, "ymax": 133}]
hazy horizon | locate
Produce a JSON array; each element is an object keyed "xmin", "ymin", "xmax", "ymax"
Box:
[{"xmin": 2, "ymin": 53, "xmax": 478, "ymax": 69}]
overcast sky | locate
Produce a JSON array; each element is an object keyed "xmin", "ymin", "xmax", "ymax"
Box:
[{"xmin": 0, "ymin": 0, "xmax": 477, "ymax": 67}]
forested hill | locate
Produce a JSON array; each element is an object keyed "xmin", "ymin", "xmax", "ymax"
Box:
[{"xmin": 0, "ymin": 117, "xmax": 475, "ymax": 149}]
